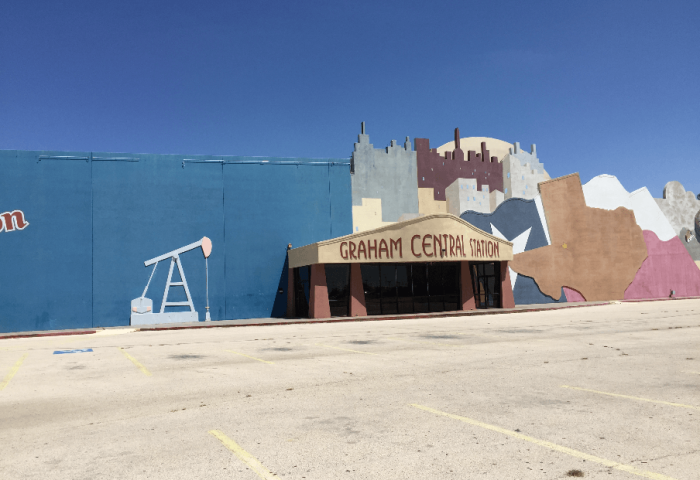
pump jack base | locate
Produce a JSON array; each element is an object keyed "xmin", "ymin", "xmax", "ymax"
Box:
[{"xmin": 130, "ymin": 312, "xmax": 199, "ymax": 326}]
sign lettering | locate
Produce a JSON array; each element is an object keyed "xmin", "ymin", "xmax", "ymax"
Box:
[
  {"xmin": 0, "ymin": 210, "xmax": 29, "ymax": 233},
  {"xmin": 338, "ymin": 232, "xmax": 501, "ymax": 261}
]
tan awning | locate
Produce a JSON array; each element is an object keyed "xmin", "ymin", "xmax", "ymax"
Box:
[{"xmin": 289, "ymin": 213, "xmax": 513, "ymax": 268}]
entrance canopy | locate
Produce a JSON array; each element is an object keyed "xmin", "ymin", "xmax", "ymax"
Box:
[{"xmin": 289, "ymin": 213, "xmax": 513, "ymax": 268}]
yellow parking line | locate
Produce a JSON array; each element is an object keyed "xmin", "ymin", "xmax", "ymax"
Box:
[
  {"xmin": 209, "ymin": 430, "xmax": 277, "ymax": 480},
  {"xmin": 684, "ymin": 371, "xmax": 700, "ymax": 375},
  {"xmin": 410, "ymin": 404, "xmax": 676, "ymax": 480},
  {"xmin": 225, "ymin": 350, "xmax": 274, "ymax": 364},
  {"xmin": 117, "ymin": 347, "xmax": 152, "ymax": 376},
  {"xmin": 0, "ymin": 353, "xmax": 28, "ymax": 391},
  {"xmin": 562, "ymin": 385, "xmax": 700, "ymax": 411},
  {"xmin": 314, "ymin": 343, "xmax": 379, "ymax": 356}
]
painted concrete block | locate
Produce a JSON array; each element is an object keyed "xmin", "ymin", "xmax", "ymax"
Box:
[
  {"xmin": 351, "ymin": 125, "xmax": 419, "ymax": 224},
  {"xmin": 445, "ymin": 178, "xmax": 490, "ymax": 215},
  {"xmin": 130, "ymin": 311, "xmax": 198, "ymax": 325},
  {"xmin": 679, "ymin": 227, "xmax": 700, "ymax": 261},
  {"xmin": 502, "ymin": 143, "xmax": 550, "ymax": 200},
  {"xmin": 624, "ymin": 231, "xmax": 700, "ymax": 299},
  {"xmin": 435, "ymin": 136, "xmax": 514, "ymax": 162},
  {"xmin": 460, "ymin": 198, "xmax": 566, "ymax": 305},
  {"xmin": 490, "ymin": 190, "xmax": 504, "ymax": 213},
  {"xmin": 352, "ymin": 198, "xmax": 394, "ymax": 233},
  {"xmin": 582, "ymin": 174, "xmax": 676, "ymax": 241},
  {"xmin": 655, "ymin": 181, "xmax": 700, "ymax": 235},
  {"xmin": 418, "ymin": 188, "xmax": 447, "ymax": 215},
  {"xmin": 510, "ymin": 173, "xmax": 648, "ymax": 301},
  {"xmin": 416, "ymin": 129, "xmax": 503, "ymax": 202}
]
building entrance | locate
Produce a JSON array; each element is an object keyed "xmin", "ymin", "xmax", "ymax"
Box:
[
  {"xmin": 360, "ymin": 262, "xmax": 460, "ymax": 316},
  {"xmin": 471, "ymin": 262, "xmax": 501, "ymax": 309}
]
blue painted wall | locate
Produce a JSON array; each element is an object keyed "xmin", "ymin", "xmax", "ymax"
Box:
[
  {"xmin": 460, "ymin": 198, "xmax": 567, "ymax": 305},
  {"xmin": 0, "ymin": 150, "xmax": 351, "ymax": 333}
]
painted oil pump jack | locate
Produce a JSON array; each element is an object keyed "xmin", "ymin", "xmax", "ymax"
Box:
[{"xmin": 130, "ymin": 237, "xmax": 212, "ymax": 325}]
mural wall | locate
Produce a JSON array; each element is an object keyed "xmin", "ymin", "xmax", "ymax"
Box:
[
  {"xmin": 0, "ymin": 150, "xmax": 351, "ymax": 333},
  {"xmin": 349, "ymin": 125, "xmax": 700, "ymax": 305},
  {"xmin": 350, "ymin": 125, "xmax": 544, "ymax": 233},
  {"xmin": 2, "ymin": 123, "xmax": 699, "ymax": 332}
]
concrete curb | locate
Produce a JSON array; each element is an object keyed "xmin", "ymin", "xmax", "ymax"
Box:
[{"xmin": 2, "ymin": 296, "xmax": 698, "ymax": 340}]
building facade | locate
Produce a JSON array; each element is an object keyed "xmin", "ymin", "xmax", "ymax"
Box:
[{"xmin": 1, "ymin": 125, "xmax": 699, "ymax": 333}]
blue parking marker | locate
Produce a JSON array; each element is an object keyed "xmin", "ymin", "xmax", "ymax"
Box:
[{"xmin": 53, "ymin": 348, "xmax": 93, "ymax": 355}]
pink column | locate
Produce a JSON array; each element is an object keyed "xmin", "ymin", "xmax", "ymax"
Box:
[
  {"xmin": 500, "ymin": 262, "xmax": 515, "ymax": 308},
  {"xmin": 349, "ymin": 264, "xmax": 367, "ymax": 316},
  {"xmin": 461, "ymin": 261, "xmax": 476, "ymax": 311},
  {"xmin": 308, "ymin": 264, "xmax": 331, "ymax": 319}
]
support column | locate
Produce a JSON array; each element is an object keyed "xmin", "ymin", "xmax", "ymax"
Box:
[
  {"xmin": 500, "ymin": 261, "xmax": 515, "ymax": 308},
  {"xmin": 461, "ymin": 261, "xmax": 476, "ymax": 311},
  {"xmin": 286, "ymin": 267, "xmax": 295, "ymax": 318},
  {"xmin": 309, "ymin": 264, "xmax": 331, "ymax": 319},
  {"xmin": 349, "ymin": 264, "xmax": 367, "ymax": 316}
]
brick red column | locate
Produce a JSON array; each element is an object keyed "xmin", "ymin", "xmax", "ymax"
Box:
[
  {"xmin": 461, "ymin": 261, "xmax": 476, "ymax": 311},
  {"xmin": 349, "ymin": 264, "xmax": 367, "ymax": 316},
  {"xmin": 309, "ymin": 264, "xmax": 331, "ymax": 318},
  {"xmin": 500, "ymin": 261, "xmax": 515, "ymax": 308},
  {"xmin": 286, "ymin": 267, "xmax": 295, "ymax": 318}
]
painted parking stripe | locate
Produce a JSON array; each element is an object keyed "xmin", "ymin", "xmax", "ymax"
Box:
[
  {"xmin": 410, "ymin": 404, "xmax": 676, "ymax": 480},
  {"xmin": 0, "ymin": 353, "xmax": 28, "ymax": 391},
  {"xmin": 225, "ymin": 350, "xmax": 274, "ymax": 364},
  {"xmin": 562, "ymin": 385, "xmax": 700, "ymax": 411},
  {"xmin": 117, "ymin": 347, "xmax": 152, "ymax": 376},
  {"xmin": 313, "ymin": 343, "xmax": 379, "ymax": 356},
  {"xmin": 209, "ymin": 430, "xmax": 277, "ymax": 480},
  {"xmin": 54, "ymin": 348, "xmax": 93, "ymax": 354}
]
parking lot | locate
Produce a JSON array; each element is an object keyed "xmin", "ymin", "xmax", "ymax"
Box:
[{"xmin": 1, "ymin": 299, "xmax": 699, "ymax": 479}]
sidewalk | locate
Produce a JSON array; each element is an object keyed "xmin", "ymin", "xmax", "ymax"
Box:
[{"xmin": 1, "ymin": 296, "xmax": 693, "ymax": 340}]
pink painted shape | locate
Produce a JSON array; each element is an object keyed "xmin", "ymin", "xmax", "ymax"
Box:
[
  {"xmin": 563, "ymin": 287, "xmax": 586, "ymax": 302},
  {"xmin": 625, "ymin": 230, "xmax": 700, "ymax": 299},
  {"xmin": 201, "ymin": 236, "xmax": 212, "ymax": 258}
]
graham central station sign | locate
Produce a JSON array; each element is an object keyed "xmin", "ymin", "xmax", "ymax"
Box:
[{"xmin": 289, "ymin": 214, "xmax": 513, "ymax": 268}]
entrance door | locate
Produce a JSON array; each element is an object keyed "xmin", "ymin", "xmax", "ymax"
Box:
[
  {"xmin": 471, "ymin": 262, "xmax": 501, "ymax": 309},
  {"xmin": 360, "ymin": 262, "xmax": 460, "ymax": 315}
]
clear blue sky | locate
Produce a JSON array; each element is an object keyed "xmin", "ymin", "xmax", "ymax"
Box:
[{"xmin": 1, "ymin": 0, "xmax": 698, "ymax": 197}]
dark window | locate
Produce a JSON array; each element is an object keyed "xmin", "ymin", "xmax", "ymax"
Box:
[
  {"xmin": 412, "ymin": 263, "xmax": 429, "ymax": 313},
  {"xmin": 396, "ymin": 264, "xmax": 414, "ymax": 314},
  {"xmin": 293, "ymin": 267, "xmax": 310, "ymax": 318},
  {"xmin": 470, "ymin": 262, "xmax": 501, "ymax": 309},
  {"xmin": 325, "ymin": 264, "xmax": 350, "ymax": 317},
  {"xmin": 379, "ymin": 264, "xmax": 398, "ymax": 314},
  {"xmin": 360, "ymin": 262, "xmax": 460, "ymax": 316},
  {"xmin": 443, "ymin": 263, "xmax": 460, "ymax": 311},
  {"xmin": 361, "ymin": 264, "xmax": 382, "ymax": 316},
  {"xmin": 428, "ymin": 263, "xmax": 446, "ymax": 312}
]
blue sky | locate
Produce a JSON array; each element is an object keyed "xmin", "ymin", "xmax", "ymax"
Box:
[{"xmin": 1, "ymin": 0, "xmax": 698, "ymax": 197}]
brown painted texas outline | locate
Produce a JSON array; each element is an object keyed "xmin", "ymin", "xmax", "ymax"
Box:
[{"xmin": 510, "ymin": 173, "xmax": 647, "ymax": 301}]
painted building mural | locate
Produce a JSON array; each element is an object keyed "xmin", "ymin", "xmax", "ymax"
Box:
[{"xmin": 1, "ymin": 123, "xmax": 699, "ymax": 332}]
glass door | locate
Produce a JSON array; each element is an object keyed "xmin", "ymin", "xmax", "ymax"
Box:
[{"xmin": 470, "ymin": 262, "xmax": 501, "ymax": 309}]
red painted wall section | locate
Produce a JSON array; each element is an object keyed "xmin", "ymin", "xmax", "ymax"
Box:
[
  {"xmin": 563, "ymin": 287, "xmax": 586, "ymax": 302},
  {"xmin": 500, "ymin": 262, "xmax": 515, "ymax": 308},
  {"xmin": 308, "ymin": 264, "xmax": 331, "ymax": 319},
  {"xmin": 460, "ymin": 261, "xmax": 476, "ymax": 310},
  {"xmin": 349, "ymin": 264, "xmax": 367, "ymax": 316},
  {"xmin": 286, "ymin": 267, "xmax": 296, "ymax": 318},
  {"xmin": 625, "ymin": 231, "xmax": 700, "ymax": 299},
  {"xmin": 415, "ymin": 128, "xmax": 503, "ymax": 201}
]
